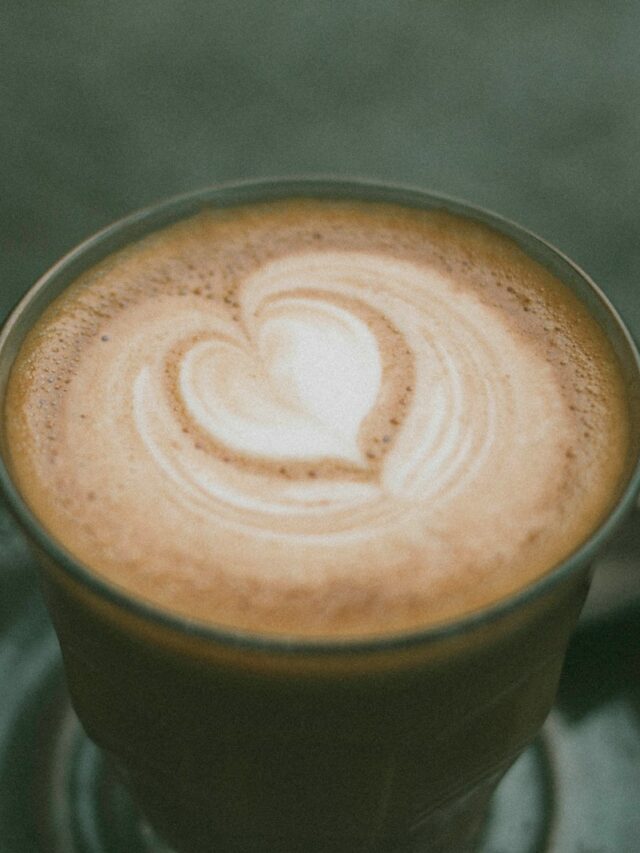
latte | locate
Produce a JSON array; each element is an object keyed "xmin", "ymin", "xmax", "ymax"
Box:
[{"xmin": 4, "ymin": 198, "xmax": 631, "ymax": 637}]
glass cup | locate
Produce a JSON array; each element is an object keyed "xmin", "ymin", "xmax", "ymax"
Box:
[{"xmin": 1, "ymin": 179, "xmax": 639, "ymax": 853}]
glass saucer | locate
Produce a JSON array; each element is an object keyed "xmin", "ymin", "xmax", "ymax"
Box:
[{"xmin": 2, "ymin": 510, "xmax": 639, "ymax": 851}]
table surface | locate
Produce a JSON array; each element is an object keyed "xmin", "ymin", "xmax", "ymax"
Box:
[
  {"xmin": 1, "ymin": 3, "xmax": 639, "ymax": 850},
  {"xmin": 1, "ymin": 2, "xmax": 639, "ymax": 330}
]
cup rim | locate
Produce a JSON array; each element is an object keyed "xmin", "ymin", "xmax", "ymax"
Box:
[{"xmin": 1, "ymin": 175, "xmax": 639, "ymax": 654}]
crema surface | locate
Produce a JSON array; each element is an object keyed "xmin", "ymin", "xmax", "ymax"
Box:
[{"xmin": 5, "ymin": 200, "xmax": 631, "ymax": 637}]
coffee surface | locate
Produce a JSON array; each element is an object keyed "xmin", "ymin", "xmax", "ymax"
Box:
[{"xmin": 4, "ymin": 199, "xmax": 631, "ymax": 637}]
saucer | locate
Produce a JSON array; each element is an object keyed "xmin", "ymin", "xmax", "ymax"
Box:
[{"xmin": 1, "ymin": 508, "xmax": 639, "ymax": 851}]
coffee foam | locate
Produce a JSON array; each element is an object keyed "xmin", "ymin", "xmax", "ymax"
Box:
[{"xmin": 5, "ymin": 199, "xmax": 631, "ymax": 637}]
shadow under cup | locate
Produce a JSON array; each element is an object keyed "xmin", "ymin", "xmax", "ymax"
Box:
[{"xmin": 1, "ymin": 180, "xmax": 639, "ymax": 853}]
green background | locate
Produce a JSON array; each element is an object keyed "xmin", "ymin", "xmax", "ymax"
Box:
[{"xmin": 1, "ymin": 1, "xmax": 639, "ymax": 334}]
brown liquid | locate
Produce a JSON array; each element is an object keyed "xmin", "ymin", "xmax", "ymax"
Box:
[{"xmin": 3, "ymin": 198, "xmax": 631, "ymax": 637}]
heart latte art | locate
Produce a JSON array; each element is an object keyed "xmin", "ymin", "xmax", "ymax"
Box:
[
  {"xmin": 5, "ymin": 200, "xmax": 630, "ymax": 636},
  {"xmin": 133, "ymin": 252, "xmax": 527, "ymax": 525}
]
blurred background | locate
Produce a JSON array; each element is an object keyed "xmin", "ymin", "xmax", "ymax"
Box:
[
  {"xmin": 1, "ymin": 0, "xmax": 639, "ymax": 331},
  {"xmin": 1, "ymin": 2, "xmax": 639, "ymax": 849}
]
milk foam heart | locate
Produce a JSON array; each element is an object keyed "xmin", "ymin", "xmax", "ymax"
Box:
[
  {"xmin": 176, "ymin": 288, "xmax": 382, "ymax": 465},
  {"xmin": 122, "ymin": 250, "xmax": 565, "ymax": 524},
  {"xmin": 5, "ymin": 198, "xmax": 631, "ymax": 637}
]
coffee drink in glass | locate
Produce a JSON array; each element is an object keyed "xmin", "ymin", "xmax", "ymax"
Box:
[{"xmin": 1, "ymin": 180, "xmax": 638, "ymax": 852}]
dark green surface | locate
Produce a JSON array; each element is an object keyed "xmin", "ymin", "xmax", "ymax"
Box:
[
  {"xmin": 1, "ymin": 3, "xmax": 640, "ymax": 850},
  {"xmin": 1, "ymin": 1, "xmax": 639, "ymax": 332}
]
